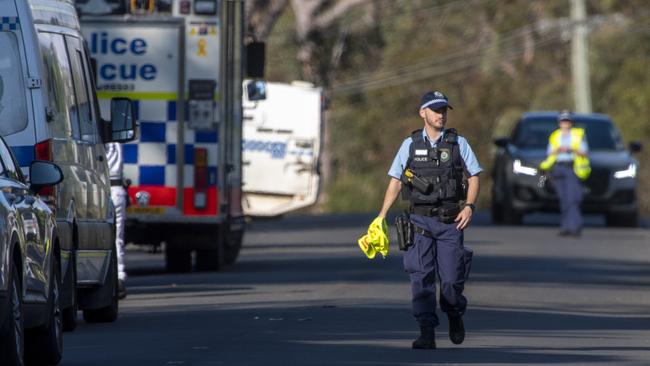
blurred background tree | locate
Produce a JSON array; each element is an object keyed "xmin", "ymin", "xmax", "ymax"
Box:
[{"xmin": 247, "ymin": 0, "xmax": 650, "ymax": 216}]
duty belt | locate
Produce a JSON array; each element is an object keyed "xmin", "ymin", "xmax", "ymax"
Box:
[
  {"xmin": 410, "ymin": 205, "xmax": 439, "ymax": 217},
  {"xmin": 413, "ymin": 225, "xmax": 432, "ymax": 238},
  {"xmin": 110, "ymin": 179, "xmax": 123, "ymax": 187}
]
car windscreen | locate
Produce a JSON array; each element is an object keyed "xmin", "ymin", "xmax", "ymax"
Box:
[
  {"xmin": 0, "ymin": 32, "xmax": 28, "ymax": 136},
  {"xmin": 512, "ymin": 118, "xmax": 624, "ymax": 151}
]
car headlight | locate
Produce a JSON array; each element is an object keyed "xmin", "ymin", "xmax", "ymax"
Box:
[
  {"xmin": 513, "ymin": 159, "xmax": 538, "ymax": 176},
  {"xmin": 614, "ymin": 163, "xmax": 637, "ymax": 179}
]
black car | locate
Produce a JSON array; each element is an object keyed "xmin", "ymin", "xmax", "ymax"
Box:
[
  {"xmin": 0, "ymin": 136, "xmax": 65, "ymax": 365},
  {"xmin": 492, "ymin": 112, "xmax": 641, "ymax": 226}
]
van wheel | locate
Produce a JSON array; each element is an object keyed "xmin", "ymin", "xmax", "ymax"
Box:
[
  {"xmin": 62, "ymin": 251, "xmax": 78, "ymax": 331},
  {"xmin": 0, "ymin": 260, "xmax": 24, "ymax": 366},
  {"xmin": 83, "ymin": 250, "xmax": 119, "ymax": 323},
  {"xmin": 26, "ymin": 257, "xmax": 63, "ymax": 365},
  {"xmin": 165, "ymin": 242, "xmax": 192, "ymax": 273}
]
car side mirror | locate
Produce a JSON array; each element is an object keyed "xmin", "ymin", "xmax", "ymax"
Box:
[
  {"xmin": 494, "ymin": 137, "xmax": 509, "ymax": 148},
  {"xmin": 109, "ymin": 97, "xmax": 138, "ymax": 143},
  {"xmin": 629, "ymin": 141, "xmax": 642, "ymax": 153},
  {"xmin": 30, "ymin": 161, "xmax": 63, "ymax": 190},
  {"xmin": 246, "ymin": 80, "xmax": 267, "ymax": 101}
]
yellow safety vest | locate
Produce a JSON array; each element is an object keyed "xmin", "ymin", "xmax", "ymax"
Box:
[{"xmin": 539, "ymin": 128, "xmax": 591, "ymax": 180}]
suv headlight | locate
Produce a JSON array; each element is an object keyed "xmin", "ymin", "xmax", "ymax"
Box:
[
  {"xmin": 614, "ymin": 163, "xmax": 637, "ymax": 179},
  {"xmin": 513, "ymin": 159, "xmax": 538, "ymax": 176}
]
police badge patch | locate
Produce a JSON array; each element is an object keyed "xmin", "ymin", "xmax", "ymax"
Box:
[{"xmin": 439, "ymin": 148, "xmax": 451, "ymax": 163}]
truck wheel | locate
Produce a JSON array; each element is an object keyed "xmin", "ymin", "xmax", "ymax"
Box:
[
  {"xmin": 26, "ymin": 257, "xmax": 63, "ymax": 365},
  {"xmin": 62, "ymin": 251, "xmax": 78, "ymax": 332},
  {"xmin": 165, "ymin": 241, "xmax": 192, "ymax": 272},
  {"xmin": 196, "ymin": 249, "xmax": 219, "ymax": 272},
  {"xmin": 1, "ymin": 260, "xmax": 24, "ymax": 366},
  {"xmin": 83, "ymin": 250, "xmax": 119, "ymax": 323}
]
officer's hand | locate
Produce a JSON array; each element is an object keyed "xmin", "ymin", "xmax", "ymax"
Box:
[{"xmin": 455, "ymin": 206, "xmax": 473, "ymax": 230}]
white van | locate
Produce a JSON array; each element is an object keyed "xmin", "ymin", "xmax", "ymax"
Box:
[{"xmin": 0, "ymin": 0, "xmax": 137, "ymax": 331}]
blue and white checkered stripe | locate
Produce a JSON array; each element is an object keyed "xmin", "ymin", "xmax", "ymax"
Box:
[
  {"xmin": 0, "ymin": 17, "xmax": 20, "ymax": 31},
  {"xmin": 122, "ymin": 100, "xmax": 219, "ymax": 187}
]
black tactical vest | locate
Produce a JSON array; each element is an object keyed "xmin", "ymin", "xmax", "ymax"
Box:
[{"xmin": 404, "ymin": 128, "xmax": 465, "ymax": 206}]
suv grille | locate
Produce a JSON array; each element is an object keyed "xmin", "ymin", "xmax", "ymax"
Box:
[{"xmin": 585, "ymin": 168, "xmax": 610, "ymax": 196}]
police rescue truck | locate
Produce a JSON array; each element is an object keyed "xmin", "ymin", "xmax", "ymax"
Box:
[
  {"xmin": 75, "ymin": 0, "xmax": 265, "ymax": 271},
  {"xmin": 242, "ymin": 81, "xmax": 323, "ymax": 217}
]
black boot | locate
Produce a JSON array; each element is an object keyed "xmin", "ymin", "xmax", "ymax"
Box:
[
  {"xmin": 412, "ymin": 326, "xmax": 436, "ymax": 349},
  {"xmin": 448, "ymin": 315, "xmax": 465, "ymax": 345}
]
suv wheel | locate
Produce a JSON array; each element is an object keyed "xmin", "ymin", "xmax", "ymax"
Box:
[
  {"xmin": 1, "ymin": 260, "xmax": 24, "ymax": 366},
  {"xmin": 606, "ymin": 212, "xmax": 638, "ymax": 227},
  {"xmin": 503, "ymin": 204, "xmax": 523, "ymax": 225},
  {"xmin": 491, "ymin": 200, "xmax": 504, "ymax": 224},
  {"xmin": 26, "ymin": 257, "xmax": 63, "ymax": 365}
]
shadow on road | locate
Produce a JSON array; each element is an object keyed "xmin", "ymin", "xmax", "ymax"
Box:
[{"xmin": 65, "ymin": 302, "xmax": 648, "ymax": 365}]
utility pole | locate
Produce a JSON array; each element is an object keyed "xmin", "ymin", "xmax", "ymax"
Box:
[{"xmin": 571, "ymin": 0, "xmax": 592, "ymax": 113}]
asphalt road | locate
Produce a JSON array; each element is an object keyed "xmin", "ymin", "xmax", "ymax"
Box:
[{"xmin": 61, "ymin": 213, "xmax": 650, "ymax": 366}]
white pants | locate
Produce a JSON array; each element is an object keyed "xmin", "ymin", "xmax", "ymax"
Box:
[{"xmin": 111, "ymin": 186, "xmax": 127, "ymax": 281}]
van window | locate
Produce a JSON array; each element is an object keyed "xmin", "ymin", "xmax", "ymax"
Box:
[
  {"xmin": 67, "ymin": 37, "xmax": 98, "ymax": 143},
  {"xmin": 0, "ymin": 32, "xmax": 28, "ymax": 136},
  {"xmin": 38, "ymin": 32, "xmax": 81, "ymax": 139}
]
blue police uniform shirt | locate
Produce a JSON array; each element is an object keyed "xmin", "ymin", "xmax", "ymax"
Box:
[
  {"xmin": 388, "ymin": 129, "xmax": 483, "ymax": 179},
  {"xmin": 549, "ymin": 132, "xmax": 589, "ymax": 163}
]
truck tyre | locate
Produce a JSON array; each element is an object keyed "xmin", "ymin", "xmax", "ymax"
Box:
[
  {"xmin": 196, "ymin": 249, "xmax": 219, "ymax": 271},
  {"xmin": 165, "ymin": 243, "xmax": 192, "ymax": 273},
  {"xmin": 1, "ymin": 259, "xmax": 24, "ymax": 366},
  {"xmin": 26, "ymin": 257, "xmax": 63, "ymax": 365},
  {"xmin": 83, "ymin": 250, "xmax": 119, "ymax": 323},
  {"xmin": 62, "ymin": 251, "xmax": 78, "ymax": 332}
]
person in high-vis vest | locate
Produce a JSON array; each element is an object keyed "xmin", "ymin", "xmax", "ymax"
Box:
[{"xmin": 539, "ymin": 112, "xmax": 590, "ymax": 237}]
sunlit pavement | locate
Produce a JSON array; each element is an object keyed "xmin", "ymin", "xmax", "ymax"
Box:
[{"xmin": 61, "ymin": 213, "xmax": 650, "ymax": 366}]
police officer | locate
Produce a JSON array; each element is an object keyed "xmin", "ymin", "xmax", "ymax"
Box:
[
  {"xmin": 106, "ymin": 142, "xmax": 128, "ymax": 299},
  {"xmin": 539, "ymin": 112, "xmax": 590, "ymax": 237},
  {"xmin": 378, "ymin": 91, "xmax": 482, "ymax": 349}
]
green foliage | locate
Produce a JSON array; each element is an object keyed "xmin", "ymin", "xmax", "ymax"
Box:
[{"xmin": 265, "ymin": 0, "xmax": 650, "ymax": 215}]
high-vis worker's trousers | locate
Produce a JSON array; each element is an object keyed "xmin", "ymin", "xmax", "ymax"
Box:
[{"xmin": 551, "ymin": 164, "xmax": 584, "ymax": 234}]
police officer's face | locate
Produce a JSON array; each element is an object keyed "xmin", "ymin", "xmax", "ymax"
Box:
[
  {"xmin": 420, "ymin": 107, "xmax": 447, "ymax": 129},
  {"xmin": 559, "ymin": 119, "xmax": 572, "ymax": 131}
]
